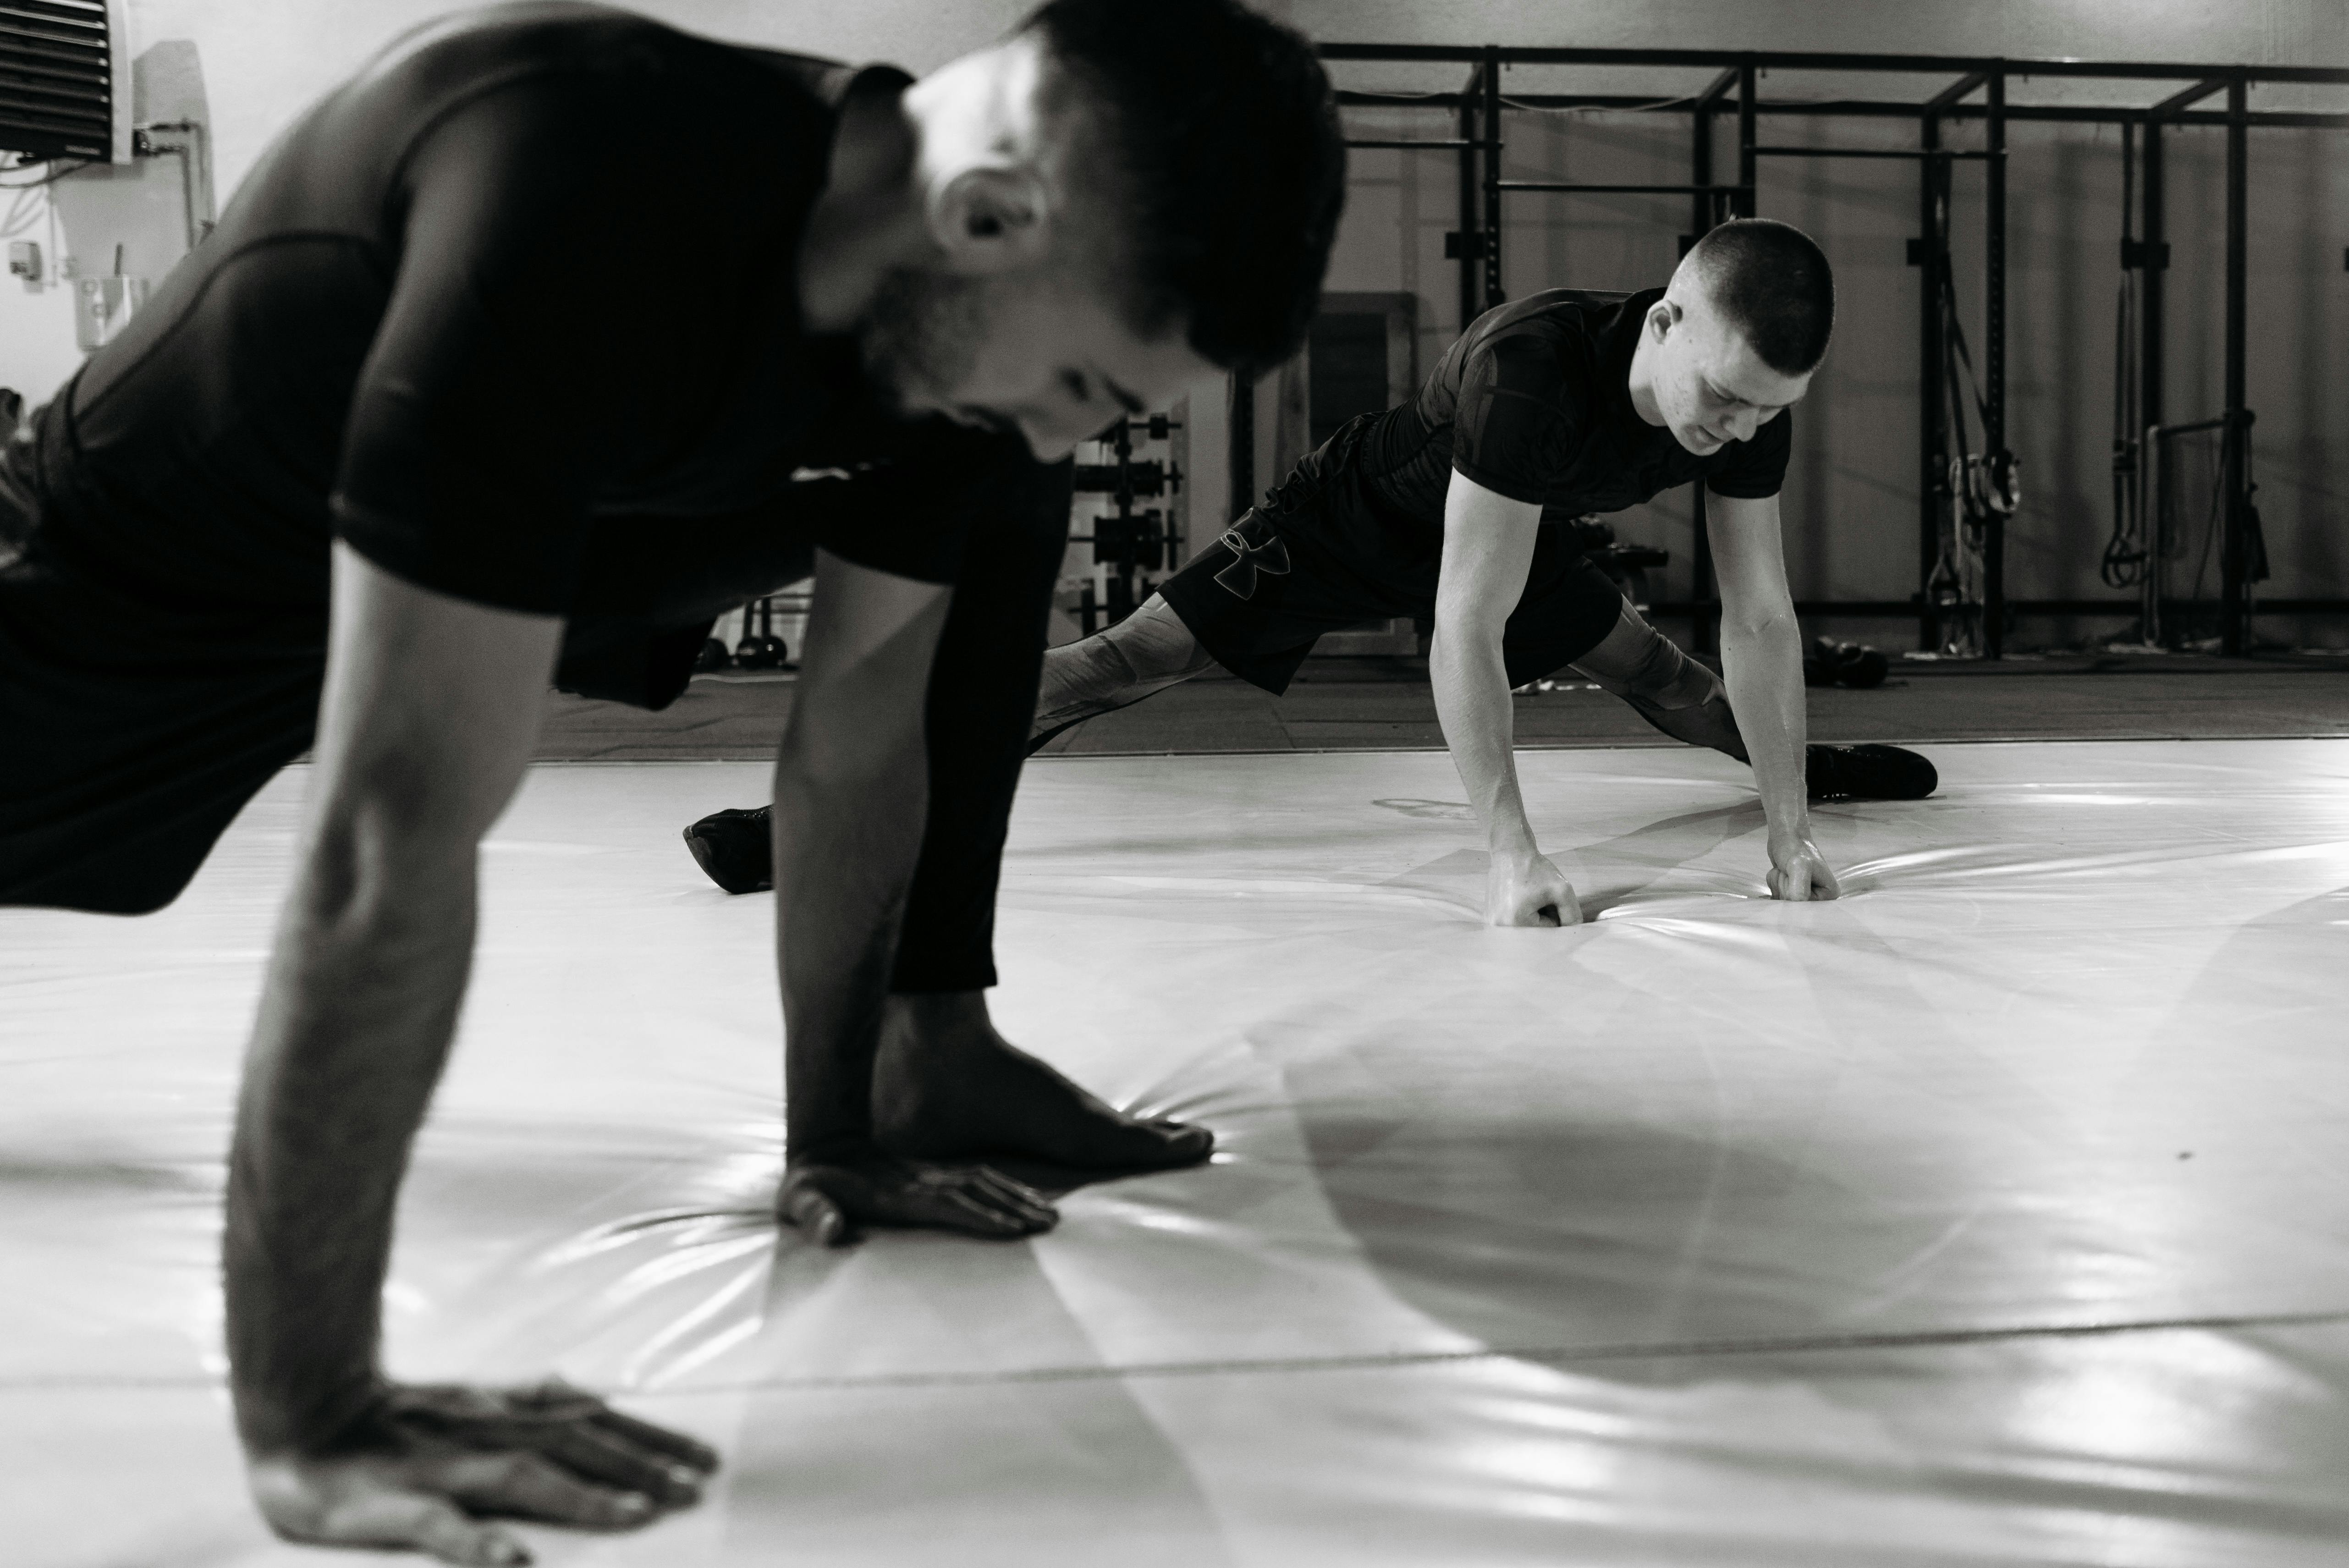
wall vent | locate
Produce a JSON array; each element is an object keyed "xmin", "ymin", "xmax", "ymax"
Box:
[{"xmin": 0, "ymin": 1, "xmax": 125, "ymax": 165}]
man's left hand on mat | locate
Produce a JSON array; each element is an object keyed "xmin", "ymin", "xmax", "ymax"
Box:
[
  {"xmin": 248, "ymin": 1379, "xmax": 718, "ymax": 1566},
  {"xmin": 1766, "ymin": 837, "xmax": 1843, "ymax": 902},
  {"xmin": 779, "ymin": 1147, "xmax": 1058, "ymax": 1245}
]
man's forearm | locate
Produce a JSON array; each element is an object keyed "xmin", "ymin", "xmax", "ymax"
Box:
[
  {"xmin": 773, "ymin": 737, "xmax": 927, "ymax": 1160},
  {"xmin": 1718, "ymin": 612, "xmax": 1810, "ymax": 833},
  {"xmin": 1430, "ymin": 623, "xmax": 1537, "ymax": 857},
  {"xmin": 225, "ymin": 832, "xmax": 480, "ymax": 1455}
]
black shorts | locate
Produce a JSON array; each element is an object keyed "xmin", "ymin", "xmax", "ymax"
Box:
[
  {"xmin": 1159, "ymin": 430, "xmax": 1628, "ymax": 697},
  {"xmin": 0, "ymin": 541, "xmax": 328, "ymax": 914},
  {"xmin": 2, "ymin": 455, "xmax": 1071, "ymax": 994}
]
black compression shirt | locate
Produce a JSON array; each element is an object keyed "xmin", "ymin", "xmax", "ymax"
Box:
[
  {"xmin": 1352, "ymin": 287, "xmax": 1790, "ymax": 531},
  {"xmin": 28, "ymin": 3, "xmax": 1038, "ymax": 690}
]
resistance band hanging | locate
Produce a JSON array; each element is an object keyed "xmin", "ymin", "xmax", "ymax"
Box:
[
  {"xmin": 1925, "ymin": 253, "xmax": 2020, "ymax": 658},
  {"xmin": 2102, "ymin": 124, "xmax": 2147, "ymax": 591}
]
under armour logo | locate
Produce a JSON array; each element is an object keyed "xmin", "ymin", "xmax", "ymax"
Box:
[{"xmin": 1212, "ymin": 519, "xmax": 1291, "ymax": 600}]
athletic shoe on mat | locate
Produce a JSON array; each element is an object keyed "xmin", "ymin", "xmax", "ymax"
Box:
[
  {"xmin": 1805, "ymin": 743, "xmax": 1937, "ymax": 802},
  {"xmin": 683, "ymin": 805, "xmax": 772, "ymax": 894}
]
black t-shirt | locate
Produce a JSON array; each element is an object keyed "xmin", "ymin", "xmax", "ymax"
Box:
[
  {"xmin": 24, "ymin": 3, "xmax": 1042, "ymax": 703},
  {"xmin": 1348, "ymin": 285, "xmax": 1790, "ymax": 537}
]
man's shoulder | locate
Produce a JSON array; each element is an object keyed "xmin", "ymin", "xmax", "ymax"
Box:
[
  {"xmin": 341, "ymin": 4, "xmax": 843, "ymax": 152},
  {"xmin": 1466, "ymin": 288, "xmax": 1647, "ymax": 345},
  {"xmin": 1456, "ymin": 289, "xmax": 1641, "ymax": 407}
]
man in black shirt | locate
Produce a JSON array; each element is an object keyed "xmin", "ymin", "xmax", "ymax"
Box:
[
  {"xmin": 1020, "ymin": 220, "xmax": 1933, "ymax": 924},
  {"xmin": 0, "ymin": 0, "xmax": 1343, "ymax": 1557}
]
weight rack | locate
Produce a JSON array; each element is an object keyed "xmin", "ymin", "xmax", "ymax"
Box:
[{"xmin": 1068, "ymin": 412, "xmax": 1183, "ymax": 634}]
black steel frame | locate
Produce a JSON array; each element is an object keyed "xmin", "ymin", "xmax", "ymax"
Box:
[{"xmin": 1322, "ymin": 44, "xmax": 2349, "ymax": 656}]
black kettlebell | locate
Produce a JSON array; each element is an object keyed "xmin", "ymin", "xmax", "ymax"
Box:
[
  {"xmin": 734, "ymin": 597, "xmax": 790, "ymax": 669},
  {"xmin": 694, "ymin": 637, "xmax": 731, "ymax": 673},
  {"xmin": 1807, "ymin": 635, "xmax": 1888, "ymax": 690}
]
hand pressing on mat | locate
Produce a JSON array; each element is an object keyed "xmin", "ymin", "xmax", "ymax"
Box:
[
  {"xmin": 1766, "ymin": 833, "xmax": 1842, "ymax": 902},
  {"xmin": 780, "ymin": 1143, "xmax": 1058, "ymax": 1246},
  {"xmin": 1488, "ymin": 850, "xmax": 1583, "ymax": 927},
  {"xmin": 248, "ymin": 1380, "xmax": 718, "ymax": 1567}
]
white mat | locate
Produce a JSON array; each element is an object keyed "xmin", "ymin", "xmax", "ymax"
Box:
[{"xmin": 7, "ymin": 740, "xmax": 2349, "ymax": 1566}]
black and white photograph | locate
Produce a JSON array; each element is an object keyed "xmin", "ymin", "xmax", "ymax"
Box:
[{"xmin": 3, "ymin": 1, "xmax": 2347, "ymax": 1563}]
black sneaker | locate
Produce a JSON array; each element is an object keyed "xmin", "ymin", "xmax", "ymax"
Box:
[
  {"xmin": 1806, "ymin": 744, "xmax": 1937, "ymax": 802},
  {"xmin": 683, "ymin": 805, "xmax": 772, "ymax": 894}
]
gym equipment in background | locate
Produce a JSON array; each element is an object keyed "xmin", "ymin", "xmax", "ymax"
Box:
[
  {"xmin": 1804, "ymin": 635, "xmax": 1890, "ymax": 690},
  {"xmin": 1316, "ymin": 43, "xmax": 2343, "ymax": 657},
  {"xmin": 1562, "ymin": 516, "xmax": 1671, "ymax": 614},
  {"xmin": 732, "ymin": 595, "xmax": 788, "ymax": 669},
  {"xmin": 1920, "ymin": 215, "xmax": 2020, "ymax": 662},
  {"xmin": 1069, "ymin": 413, "xmax": 1183, "ymax": 634}
]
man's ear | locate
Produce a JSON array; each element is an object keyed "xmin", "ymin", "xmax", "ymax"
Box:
[
  {"xmin": 1649, "ymin": 297, "xmax": 1682, "ymax": 341},
  {"xmin": 927, "ymin": 165, "xmax": 1051, "ymax": 275}
]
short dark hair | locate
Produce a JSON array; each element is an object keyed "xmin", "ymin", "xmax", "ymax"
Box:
[
  {"xmin": 1687, "ymin": 218, "xmax": 1835, "ymax": 375},
  {"xmin": 1021, "ymin": 0, "xmax": 1346, "ymax": 375}
]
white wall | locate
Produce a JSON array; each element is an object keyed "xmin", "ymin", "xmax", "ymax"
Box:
[
  {"xmin": 1, "ymin": 0, "xmax": 1040, "ymax": 403},
  {"xmin": 124, "ymin": 0, "xmax": 1039, "ymax": 201}
]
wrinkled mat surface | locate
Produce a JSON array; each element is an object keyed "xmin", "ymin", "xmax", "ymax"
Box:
[{"xmin": 7, "ymin": 739, "xmax": 2349, "ymax": 1566}]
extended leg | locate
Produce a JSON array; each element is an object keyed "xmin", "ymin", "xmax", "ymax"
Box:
[
  {"xmin": 1569, "ymin": 601, "xmax": 1750, "ymax": 759},
  {"xmin": 1028, "ymin": 593, "xmax": 1216, "ymax": 753},
  {"xmin": 1569, "ymin": 601, "xmax": 1937, "ymax": 802}
]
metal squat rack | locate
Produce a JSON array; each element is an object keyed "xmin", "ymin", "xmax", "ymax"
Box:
[{"xmin": 1311, "ymin": 43, "xmax": 2349, "ymax": 658}]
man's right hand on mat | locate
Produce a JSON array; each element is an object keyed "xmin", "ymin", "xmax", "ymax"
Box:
[
  {"xmin": 247, "ymin": 1380, "xmax": 718, "ymax": 1567},
  {"xmin": 1766, "ymin": 835, "xmax": 1843, "ymax": 902},
  {"xmin": 778, "ymin": 1146, "xmax": 1058, "ymax": 1245},
  {"xmin": 1488, "ymin": 852, "xmax": 1583, "ymax": 927}
]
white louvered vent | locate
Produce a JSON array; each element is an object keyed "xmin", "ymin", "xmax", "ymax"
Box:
[{"xmin": 0, "ymin": 1, "xmax": 125, "ymax": 164}]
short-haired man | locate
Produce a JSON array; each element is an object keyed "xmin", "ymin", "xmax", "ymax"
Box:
[
  {"xmin": 684, "ymin": 221, "xmax": 1933, "ymax": 924},
  {"xmin": 0, "ymin": 0, "xmax": 1342, "ymax": 1557},
  {"xmin": 1032, "ymin": 218, "xmax": 1931, "ymax": 923}
]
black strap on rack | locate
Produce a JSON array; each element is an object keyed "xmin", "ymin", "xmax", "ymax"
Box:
[
  {"xmin": 1924, "ymin": 249, "xmax": 2018, "ymax": 650},
  {"xmin": 1936, "ymin": 262, "xmax": 2019, "ymax": 531},
  {"xmin": 2102, "ymin": 124, "xmax": 2146, "ymax": 589}
]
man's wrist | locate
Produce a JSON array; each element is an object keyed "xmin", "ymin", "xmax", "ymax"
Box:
[
  {"xmin": 231, "ymin": 1367, "xmax": 387, "ymax": 1458},
  {"xmin": 1487, "ymin": 825, "xmax": 1541, "ymax": 864},
  {"xmin": 784, "ymin": 1132, "xmax": 881, "ymax": 1169}
]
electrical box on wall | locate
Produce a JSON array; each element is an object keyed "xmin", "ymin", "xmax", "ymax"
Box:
[
  {"xmin": 74, "ymin": 275, "xmax": 146, "ymax": 349},
  {"xmin": 7, "ymin": 242, "xmax": 40, "ymax": 282}
]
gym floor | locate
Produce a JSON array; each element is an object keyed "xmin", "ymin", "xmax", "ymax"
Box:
[
  {"xmin": 536, "ymin": 652, "xmax": 2349, "ymax": 761},
  {"xmin": 11, "ymin": 696, "xmax": 2349, "ymax": 1564}
]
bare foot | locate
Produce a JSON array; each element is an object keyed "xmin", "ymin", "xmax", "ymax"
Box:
[{"xmin": 872, "ymin": 992, "xmax": 1213, "ymax": 1171}]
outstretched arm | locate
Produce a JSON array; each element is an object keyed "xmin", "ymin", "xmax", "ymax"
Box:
[
  {"xmin": 1430, "ymin": 469, "xmax": 1579, "ymax": 926},
  {"xmin": 229, "ymin": 544, "xmax": 718, "ymax": 1566},
  {"xmin": 771, "ymin": 549, "xmax": 1056, "ymax": 1244},
  {"xmin": 1707, "ymin": 488, "xmax": 1839, "ymax": 901}
]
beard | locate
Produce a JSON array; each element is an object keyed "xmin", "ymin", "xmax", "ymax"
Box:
[{"xmin": 856, "ymin": 268, "xmax": 990, "ymax": 419}]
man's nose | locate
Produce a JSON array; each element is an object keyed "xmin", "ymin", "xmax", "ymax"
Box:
[{"xmin": 1724, "ymin": 407, "xmax": 1761, "ymax": 442}]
